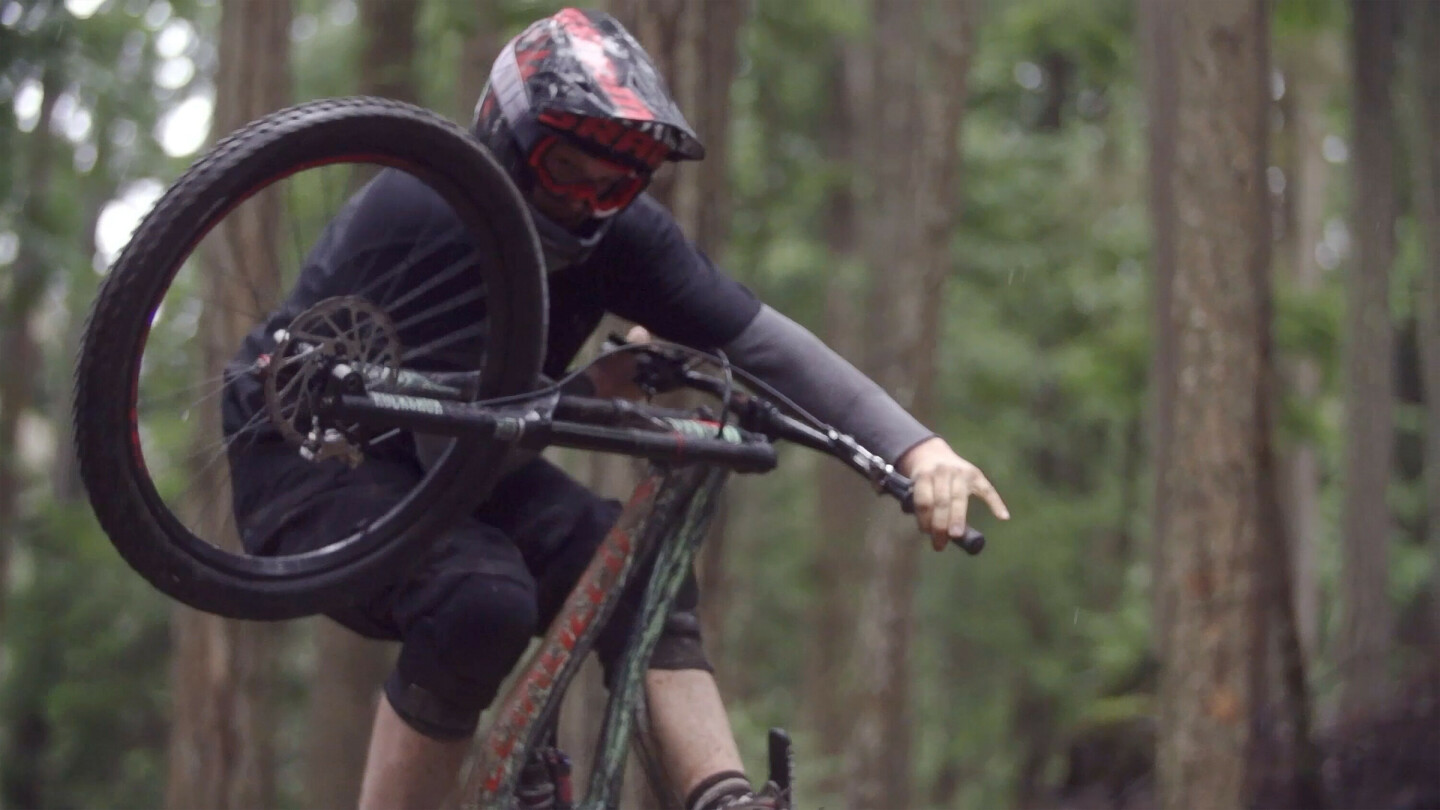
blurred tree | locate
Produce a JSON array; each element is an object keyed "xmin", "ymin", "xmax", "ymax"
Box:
[
  {"xmin": 0, "ymin": 62, "xmax": 59, "ymax": 653},
  {"xmin": 163, "ymin": 0, "xmax": 290, "ymax": 807},
  {"xmin": 1140, "ymin": 0, "xmax": 1178, "ymax": 664},
  {"xmin": 613, "ymin": 0, "xmax": 743, "ymax": 252},
  {"xmin": 1412, "ymin": 0, "xmax": 1440, "ymax": 643},
  {"xmin": 451, "ymin": 0, "xmax": 503, "ymax": 122},
  {"xmin": 1149, "ymin": 1, "xmax": 1275, "ymax": 808},
  {"xmin": 359, "ymin": 0, "xmax": 416, "ymax": 102},
  {"xmin": 1337, "ymin": 0, "xmax": 1398, "ymax": 719},
  {"xmin": 842, "ymin": 1, "xmax": 976, "ymax": 808},
  {"xmin": 806, "ymin": 34, "xmax": 871, "ymax": 784},
  {"xmin": 1273, "ymin": 13, "xmax": 1344, "ymax": 663},
  {"xmin": 0, "ymin": 62, "xmax": 61, "ymax": 810}
]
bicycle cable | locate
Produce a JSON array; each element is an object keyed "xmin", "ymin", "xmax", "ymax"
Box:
[{"xmin": 465, "ymin": 339, "xmax": 837, "ymax": 439}]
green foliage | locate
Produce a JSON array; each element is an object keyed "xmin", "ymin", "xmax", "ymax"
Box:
[
  {"xmin": 1274, "ymin": 0, "xmax": 1345, "ymax": 37},
  {"xmin": 291, "ymin": 0, "xmax": 362, "ymax": 102},
  {"xmin": 0, "ymin": 1, "xmax": 208, "ymax": 805},
  {"xmin": 1, "ymin": 505, "xmax": 171, "ymax": 810}
]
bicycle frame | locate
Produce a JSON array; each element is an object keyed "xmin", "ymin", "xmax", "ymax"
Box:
[{"xmin": 449, "ymin": 461, "xmax": 728, "ymax": 810}]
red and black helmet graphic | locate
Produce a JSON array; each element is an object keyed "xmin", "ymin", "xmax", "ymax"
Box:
[{"xmin": 486, "ymin": 8, "xmax": 705, "ymax": 170}]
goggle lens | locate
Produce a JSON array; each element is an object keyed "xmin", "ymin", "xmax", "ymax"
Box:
[{"xmin": 527, "ymin": 136, "xmax": 649, "ymax": 217}]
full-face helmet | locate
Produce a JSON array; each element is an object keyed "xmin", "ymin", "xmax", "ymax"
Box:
[{"xmin": 473, "ymin": 8, "xmax": 704, "ymax": 269}]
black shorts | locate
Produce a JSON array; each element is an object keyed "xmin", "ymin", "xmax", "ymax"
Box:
[{"xmin": 228, "ymin": 440, "xmax": 698, "ymax": 647}]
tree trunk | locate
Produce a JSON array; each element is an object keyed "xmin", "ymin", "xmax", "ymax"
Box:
[
  {"xmin": 843, "ymin": 2, "xmax": 975, "ymax": 808},
  {"xmin": 609, "ymin": 0, "xmax": 742, "ymax": 252},
  {"xmin": 1410, "ymin": 0, "xmax": 1440, "ymax": 647},
  {"xmin": 1337, "ymin": 0, "xmax": 1397, "ymax": 719},
  {"xmin": 303, "ymin": 626, "xmax": 393, "ymax": 810},
  {"xmin": 359, "ymin": 0, "xmax": 417, "ymax": 101},
  {"xmin": 805, "ymin": 41, "xmax": 869, "ymax": 771},
  {"xmin": 1252, "ymin": 50, "xmax": 1322, "ymax": 809},
  {"xmin": 164, "ymin": 1, "xmax": 290, "ymax": 807},
  {"xmin": 1276, "ymin": 53, "xmax": 1337, "ymax": 662},
  {"xmin": 0, "ymin": 66, "xmax": 60, "ymax": 645},
  {"xmin": 453, "ymin": 1, "xmax": 502, "ymax": 123},
  {"xmin": 1151, "ymin": 2, "xmax": 1271, "ymax": 809},
  {"xmin": 1141, "ymin": 0, "xmax": 1180, "ymax": 666},
  {"xmin": 51, "ymin": 101, "xmax": 119, "ymax": 505}
]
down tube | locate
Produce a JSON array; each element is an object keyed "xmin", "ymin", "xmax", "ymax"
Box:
[
  {"xmin": 585, "ymin": 464, "xmax": 730, "ymax": 810},
  {"xmin": 457, "ymin": 468, "xmax": 680, "ymax": 810}
]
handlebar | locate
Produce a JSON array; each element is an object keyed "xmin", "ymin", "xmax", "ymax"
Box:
[{"xmin": 607, "ymin": 336, "xmax": 986, "ymax": 556}]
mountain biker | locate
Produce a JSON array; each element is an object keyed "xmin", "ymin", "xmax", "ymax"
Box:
[{"xmin": 223, "ymin": 7, "xmax": 1009, "ymax": 810}]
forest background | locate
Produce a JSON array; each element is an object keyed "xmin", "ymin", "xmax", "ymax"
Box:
[{"xmin": 1, "ymin": 0, "xmax": 1438, "ymax": 808}]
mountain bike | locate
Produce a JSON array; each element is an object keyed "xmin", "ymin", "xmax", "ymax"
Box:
[{"xmin": 72, "ymin": 97, "xmax": 984, "ymax": 809}]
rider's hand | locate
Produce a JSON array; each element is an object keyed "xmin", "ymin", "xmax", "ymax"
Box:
[
  {"xmin": 896, "ymin": 436, "xmax": 1010, "ymax": 551},
  {"xmin": 585, "ymin": 325, "xmax": 653, "ymax": 400}
]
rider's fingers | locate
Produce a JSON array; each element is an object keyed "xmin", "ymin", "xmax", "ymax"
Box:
[
  {"xmin": 948, "ymin": 473, "xmax": 972, "ymax": 533},
  {"xmin": 912, "ymin": 472, "xmax": 936, "ymax": 528},
  {"xmin": 949, "ymin": 472, "xmax": 972, "ymax": 540},
  {"xmin": 928, "ymin": 469, "xmax": 953, "ymax": 549},
  {"xmin": 973, "ymin": 473, "xmax": 1011, "ymax": 520},
  {"xmin": 626, "ymin": 324, "xmax": 652, "ymax": 344}
]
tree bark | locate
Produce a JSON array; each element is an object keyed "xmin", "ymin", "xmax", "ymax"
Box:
[
  {"xmin": 843, "ymin": 2, "xmax": 975, "ymax": 808},
  {"xmin": 1141, "ymin": 0, "xmax": 1180, "ymax": 664},
  {"xmin": 1151, "ymin": 2, "xmax": 1272, "ymax": 809},
  {"xmin": 1337, "ymin": 0, "xmax": 1397, "ymax": 719},
  {"xmin": 1410, "ymin": 0, "xmax": 1440, "ymax": 647},
  {"xmin": 164, "ymin": 1, "xmax": 290, "ymax": 807}
]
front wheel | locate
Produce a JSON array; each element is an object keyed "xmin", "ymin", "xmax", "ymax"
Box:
[{"xmin": 74, "ymin": 97, "xmax": 547, "ymax": 620}]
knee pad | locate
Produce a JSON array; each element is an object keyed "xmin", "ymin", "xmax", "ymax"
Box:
[
  {"xmin": 386, "ymin": 573, "xmax": 538, "ymax": 739},
  {"xmin": 594, "ymin": 574, "xmax": 713, "ymax": 686},
  {"xmin": 647, "ymin": 608, "xmax": 713, "ymax": 673}
]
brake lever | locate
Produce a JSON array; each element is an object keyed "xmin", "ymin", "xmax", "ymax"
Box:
[{"xmin": 603, "ymin": 332, "xmax": 691, "ymax": 396}]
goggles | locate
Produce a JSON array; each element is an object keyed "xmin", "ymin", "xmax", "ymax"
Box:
[{"xmin": 526, "ymin": 135, "xmax": 650, "ymax": 218}]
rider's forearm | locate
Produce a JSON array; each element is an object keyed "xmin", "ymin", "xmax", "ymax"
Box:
[{"xmin": 721, "ymin": 305, "xmax": 934, "ymax": 465}]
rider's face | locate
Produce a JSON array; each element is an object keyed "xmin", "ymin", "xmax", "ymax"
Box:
[{"xmin": 527, "ymin": 139, "xmax": 643, "ymax": 230}]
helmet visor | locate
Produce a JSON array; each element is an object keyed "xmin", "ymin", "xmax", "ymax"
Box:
[{"xmin": 526, "ymin": 135, "xmax": 650, "ymax": 218}]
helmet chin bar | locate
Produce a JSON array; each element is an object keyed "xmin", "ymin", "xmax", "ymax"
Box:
[{"xmin": 528, "ymin": 199, "xmax": 609, "ymax": 273}]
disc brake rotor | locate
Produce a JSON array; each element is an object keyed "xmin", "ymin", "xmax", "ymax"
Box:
[{"xmin": 262, "ymin": 295, "xmax": 401, "ymax": 449}]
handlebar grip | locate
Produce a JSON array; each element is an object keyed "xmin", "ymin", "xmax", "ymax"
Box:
[{"xmin": 892, "ymin": 481, "xmax": 987, "ymax": 556}]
